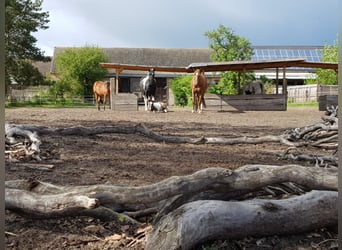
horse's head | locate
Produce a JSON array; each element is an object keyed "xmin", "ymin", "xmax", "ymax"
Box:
[
  {"xmin": 192, "ymin": 69, "xmax": 203, "ymax": 87},
  {"xmin": 148, "ymin": 68, "xmax": 155, "ymax": 79}
]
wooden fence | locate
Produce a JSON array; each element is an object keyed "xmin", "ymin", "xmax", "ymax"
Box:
[
  {"xmin": 6, "ymin": 84, "xmax": 337, "ymax": 111},
  {"xmin": 205, "ymin": 94, "xmax": 287, "ymax": 111},
  {"xmin": 112, "ymin": 93, "xmax": 138, "ymax": 111},
  {"xmin": 318, "ymin": 95, "xmax": 338, "ymax": 111},
  {"xmin": 286, "ymin": 85, "xmax": 337, "ymax": 103}
]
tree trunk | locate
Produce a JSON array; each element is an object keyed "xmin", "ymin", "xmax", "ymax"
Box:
[
  {"xmin": 5, "ymin": 165, "xmax": 337, "ymax": 219},
  {"xmin": 5, "ymin": 188, "xmax": 98, "ymax": 218},
  {"xmin": 146, "ymin": 190, "xmax": 337, "ymax": 250},
  {"xmin": 5, "ymin": 122, "xmax": 337, "ymax": 148},
  {"xmin": 5, "ymin": 165, "xmax": 338, "ymax": 248},
  {"xmin": 6, "ymin": 120, "xmax": 337, "ymax": 167}
]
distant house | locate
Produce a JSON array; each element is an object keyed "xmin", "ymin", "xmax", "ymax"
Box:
[
  {"xmin": 48, "ymin": 46, "xmax": 323, "ymax": 102},
  {"xmin": 32, "ymin": 59, "xmax": 53, "ymax": 77}
]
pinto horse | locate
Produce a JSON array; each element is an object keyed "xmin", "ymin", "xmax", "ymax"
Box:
[
  {"xmin": 140, "ymin": 68, "xmax": 157, "ymax": 111},
  {"xmin": 191, "ymin": 69, "xmax": 208, "ymax": 113},
  {"xmin": 244, "ymin": 80, "xmax": 264, "ymax": 95},
  {"xmin": 93, "ymin": 81, "xmax": 110, "ymax": 111}
]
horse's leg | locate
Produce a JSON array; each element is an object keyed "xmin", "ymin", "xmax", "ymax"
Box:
[
  {"xmin": 202, "ymin": 95, "xmax": 206, "ymax": 108},
  {"xmin": 98, "ymin": 96, "xmax": 101, "ymax": 111},
  {"xmin": 95, "ymin": 94, "xmax": 100, "ymax": 111},
  {"xmin": 198, "ymin": 94, "xmax": 206, "ymax": 113},
  {"xmin": 198, "ymin": 95, "xmax": 202, "ymax": 113},
  {"xmin": 144, "ymin": 96, "xmax": 148, "ymax": 111},
  {"xmin": 107, "ymin": 95, "xmax": 110, "ymax": 110},
  {"xmin": 103, "ymin": 96, "xmax": 106, "ymax": 111},
  {"xmin": 192, "ymin": 91, "xmax": 195, "ymax": 113},
  {"xmin": 150, "ymin": 95, "xmax": 155, "ymax": 111},
  {"xmin": 195, "ymin": 94, "xmax": 200, "ymax": 113}
]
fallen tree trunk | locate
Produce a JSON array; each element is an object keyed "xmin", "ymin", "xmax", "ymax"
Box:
[
  {"xmin": 280, "ymin": 149, "xmax": 338, "ymax": 167},
  {"xmin": 5, "ymin": 165, "xmax": 337, "ymax": 219},
  {"xmin": 5, "ymin": 122, "xmax": 336, "ymax": 147},
  {"xmin": 145, "ymin": 190, "xmax": 338, "ymax": 250},
  {"xmin": 6, "ymin": 118, "xmax": 337, "ymax": 167},
  {"xmin": 5, "ymin": 188, "xmax": 98, "ymax": 218}
]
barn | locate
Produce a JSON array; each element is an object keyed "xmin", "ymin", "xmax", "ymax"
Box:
[
  {"xmin": 48, "ymin": 46, "xmax": 336, "ymax": 110},
  {"xmin": 51, "ymin": 47, "xmax": 212, "ymax": 105}
]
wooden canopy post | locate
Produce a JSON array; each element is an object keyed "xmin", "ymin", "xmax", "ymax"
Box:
[
  {"xmin": 109, "ymin": 78, "xmax": 115, "ymax": 110},
  {"xmin": 115, "ymin": 68, "xmax": 123, "ymax": 95},
  {"xmin": 109, "ymin": 67, "xmax": 123, "ymax": 110},
  {"xmin": 242, "ymin": 68, "xmax": 246, "ymax": 94},
  {"xmin": 282, "ymin": 67, "xmax": 287, "ymax": 95},
  {"xmin": 275, "ymin": 68, "xmax": 279, "ymax": 94}
]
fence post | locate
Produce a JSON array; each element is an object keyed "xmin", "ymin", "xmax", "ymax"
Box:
[{"xmin": 110, "ymin": 77, "xmax": 115, "ymax": 110}]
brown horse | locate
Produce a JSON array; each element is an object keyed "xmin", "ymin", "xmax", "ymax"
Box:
[
  {"xmin": 191, "ymin": 69, "xmax": 208, "ymax": 113},
  {"xmin": 93, "ymin": 81, "xmax": 110, "ymax": 111}
]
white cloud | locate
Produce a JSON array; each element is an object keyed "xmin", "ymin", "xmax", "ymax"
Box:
[{"xmin": 34, "ymin": 0, "xmax": 338, "ymax": 56}]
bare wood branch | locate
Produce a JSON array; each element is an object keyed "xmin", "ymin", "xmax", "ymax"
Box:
[
  {"xmin": 79, "ymin": 206, "xmax": 141, "ymax": 225},
  {"xmin": 204, "ymin": 135, "xmax": 299, "ymax": 146},
  {"xmin": 9, "ymin": 163, "xmax": 55, "ymax": 171},
  {"xmin": 6, "ymin": 188, "xmax": 99, "ymax": 218},
  {"xmin": 145, "ymin": 190, "xmax": 338, "ymax": 250},
  {"xmin": 280, "ymin": 152, "xmax": 338, "ymax": 167},
  {"xmin": 5, "ymin": 165, "xmax": 337, "ymax": 218},
  {"xmin": 5, "ymin": 124, "xmax": 41, "ymax": 152},
  {"xmin": 2, "ymin": 123, "xmax": 312, "ymax": 149}
]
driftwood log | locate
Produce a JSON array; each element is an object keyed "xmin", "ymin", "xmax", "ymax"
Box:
[
  {"xmin": 5, "ymin": 164, "xmax": 338, "ymax": 248},
  {"xmin": 5, "ymin": 106, "xmax": 338, "ymax": 165},
  {"xmin": 146, "ymin": 190, "xmax": 337, "ymax": 250},
  {"xmin": 5, "ymin": 120, "xmax": 338, "ymax": 148},
  {"xmin": 5, "ymin": 165, "xmax": 337, "ymax": 218}
]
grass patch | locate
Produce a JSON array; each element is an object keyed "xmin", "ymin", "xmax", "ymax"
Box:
[
  {"xmin": 5, "ymin": 101, "xmax": 93, "ymax": 108},
  {"xmin": 287, "ymin": 101, "xmax": 318, "ymax": 108}
]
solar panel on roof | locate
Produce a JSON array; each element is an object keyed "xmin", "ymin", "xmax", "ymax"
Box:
[{"xmin": 252, "ymin": 47, "xmax": 322, "ymax": 62}]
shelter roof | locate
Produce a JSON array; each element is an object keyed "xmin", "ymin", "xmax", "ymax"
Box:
[
  {"xmin": 99, "ymin": 63, "xmax": 188, "ymax": 73},
  {"xmin": 186, "ymin": 58, "xmax": 306, "ymax": 71},
  {"xmin": 100, "ymin": 58, "xmax": 338, "ymax": 73}
]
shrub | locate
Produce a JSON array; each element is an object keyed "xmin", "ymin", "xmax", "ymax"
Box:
[{"xmin": 169, "ymin": 75, "xmax": 192, "ymax": 106}]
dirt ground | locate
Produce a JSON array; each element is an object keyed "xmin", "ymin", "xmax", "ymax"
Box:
[{"xmin": 5, "ymin": 106, "xmax": 338, "ymax": 249}]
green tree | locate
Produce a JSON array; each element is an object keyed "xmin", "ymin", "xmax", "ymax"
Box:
[
  {"xmin": 169, "ymin": 75, "xmax": 193, "ymax": 106},
  {"xmin": 54, "ymin": 46, "xmax": 109, "ymax": 97},
  {"xmin": 12, "ymin": 59, "xmax": 45, "ymax": 86},
  {"xmin": 316, "ymin": 42, "xmax": 338, "ymax": 85},
  {"xmin": 305, "ymin": 41, "xmax": 338, "ymax": 85},
  {"xmin": 205, "ymin": 25, "xmax": 254, "ymax": 94},
  {"xmin": 5, "ymin": 0, "xmax": 50, "ymax": 87}
]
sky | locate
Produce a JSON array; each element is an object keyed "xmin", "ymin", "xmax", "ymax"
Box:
[{"xmin": 34, "ymin": 0, "xmax": 339, "ymax": 57}]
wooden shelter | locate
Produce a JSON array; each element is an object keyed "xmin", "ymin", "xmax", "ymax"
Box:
[{"xmin": 100, "ymin": 58, "xmax": 337, "ymax": 111}]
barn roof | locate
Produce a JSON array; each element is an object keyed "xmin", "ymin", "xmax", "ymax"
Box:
[
  {"xmin": 50, "ymin": 47, "xmax": 212, "ymax": 74},
  {"xmin": 32, "ymin": 59, "xmax": 52, "ymax": 76}
]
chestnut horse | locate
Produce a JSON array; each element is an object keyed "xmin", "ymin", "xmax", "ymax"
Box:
[
  {"xmin": 93, "ymin": 81, "xmax": 110, "ymax": 111},
  {"xmin": 191, "ymin": 69, "xmax": 208, "ymax": 113}
]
